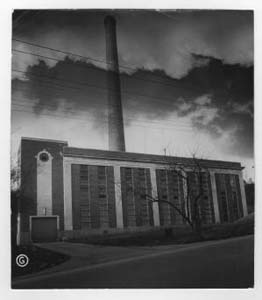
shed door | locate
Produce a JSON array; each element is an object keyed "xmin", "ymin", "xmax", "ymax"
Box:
[{"xmin": 31, "ymin": 217, "xmax": 58, "ymax": 242}]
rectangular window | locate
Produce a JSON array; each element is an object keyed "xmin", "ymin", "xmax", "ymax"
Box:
[
  {"xmin": 215, "ymin": 173, "xmax": 243, "ymax": 223},
  {"xmin": 156, "ymin": 169, "xmax": 186, "ymax": 226},
  {"xmin": 71, "ymin": 164, "xmax": 116, "ymax": 230},
  {"xmin": 121, "ymin": 167, "xmax": 153, "ymax": 227}
]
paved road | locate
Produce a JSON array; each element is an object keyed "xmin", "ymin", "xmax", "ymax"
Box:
[{"xmin": 13, "ymin": 235, "xmax": 254, "ymax": 289}]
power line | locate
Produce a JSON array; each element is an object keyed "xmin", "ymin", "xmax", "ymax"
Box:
[
  {"xmin": 12, "ymin": 84, "xmax": 189, "ymax": 120},
  {"xmin": 12, "ymin": 40, "xmax": 205, "ymax": 94},
  {"xmin": 12, "ymin": 71, "xmax": 194, "ymax": 128},
  {"xmin": 12, "ymin": 97, "xmax": 191, "ymax": 128},
  {"xmin": 13, "ymin": 11, "xmax": 30, "ymax": 29},
  {"xmin": 12, "ymin": 46, "xmax": 194, "ymax": 92},
  {"xmin": 12, "ymin": 49, "xmax": 201, "ymax": 100},
  {"xmin": 13, "ymin": 81, "xmax": 192, "ymax": 126},
  {"xmin": 12, "ymin": 108, "xmax": 195, "ymax": 134},
  {"xmin": 12, "ymin": 68, "xmax": 189, "ymax": 106},
  {"xmin": 12, "ymin": 106, "xmax": 194, "ymax": 134},
  {"xmin": 12, "ymin": 101, "xmax": 193, "ymax": 130},
  {"xmin": 11, "ymin": 39, "xmax": 200, "ymax": 131},
  {"xmin": 11, "ymin": 70, "xmax": 194, "ymax": 127},
  {"xmin": 13, "ymin": 11, "xmax": 45, "ymax": 35},
  {"xmin": 13, "ymin": 69, "xmax": 86, "ymax": 92},
  {"xmin": 12, "ymin": 38, "xmax": 109, "ymax": 66}
]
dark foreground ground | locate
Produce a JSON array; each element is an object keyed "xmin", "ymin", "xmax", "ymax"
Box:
[
  {"xmin": 12, "ymin": 245, "xmax": 70, "ymax": 278},
  {"xmin": 12, "ymin": 213, "xmax": 254, "ymax": 279},
  {"xmin": 12, "ymin": 235, "xmax": 254, "ymax": 289}
]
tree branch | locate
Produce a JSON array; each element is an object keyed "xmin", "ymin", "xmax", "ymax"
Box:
[{"xmin": 143, "ymin": 193, "xmax": 193, "ymax": 228}]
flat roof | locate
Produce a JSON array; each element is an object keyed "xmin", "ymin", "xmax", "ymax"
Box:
[
  {"xmin": 64, "ymin": 146, "xmax": 242, "ymax": 170},
  {"xmin": 20, "ymin": 137, "xmax": 243, "ymax": 170},
  {"xmin": 21, "ymin": 137, "xmax": 68, "ymax": 145}
]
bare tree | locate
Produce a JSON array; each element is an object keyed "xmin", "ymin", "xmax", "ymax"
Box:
[
  {"xmin": 11, "ymin": 158, "xmax": 32, "ymax": 246},
  {"xmin": 109, "ymin": 155, "xmax": 210, "ymax": 237},
  {"xmin": 11, "ymin": 164, "xmax": 21, "ymax": 246},
  {"xmin": 143, "ymin": 155, "xmax": 209, "ymax": 238}
]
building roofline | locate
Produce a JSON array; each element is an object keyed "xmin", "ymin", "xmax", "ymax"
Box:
[
  {"xmin": 19, "ymin": 137, "xmax": 243, "ymax": 170},
  {"xmin": 21, "ymin": 137, "xmax": 68, "ymax": 145},
  {"xmin": 63, "ymin": 146, "xmax": 243, "ymax": 170}
]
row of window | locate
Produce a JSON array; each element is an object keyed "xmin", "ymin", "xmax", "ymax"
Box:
[
  {"xmin": 72, "ymin": 164, "xmax": 243, "ymax": 229},
  {"xmin": 215, "ymin": 174, "xmax": 243, "ymax": 222}
]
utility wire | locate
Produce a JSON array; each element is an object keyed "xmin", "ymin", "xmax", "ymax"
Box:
[
  {"xmin": 12, "ymin": 83, "xmax": 190, "ymax": 122},
  {"xmin": 13, "ymin": 38, "xmax": 110, "ymax": 67},
  {"xmin": 12, "ymin": 71, "xmax": 194, "ymax": 128},
  {"xmin": 12, "ymin": 80, "xmax": 192, "ymax": 128},
  {"xmin": 11, "ymin": 107, "xmax": 194, "ymax": 133},
  {"xmin": 12, "ymin": 101, "xmax": 193, "ymax": 130},
  {"xmin": 13, "ymin": 11, "xmax": 30, "ymax": 29},
  {"xmin": 12, "ymin": 68, "xmax": 189, "ymax": 106},
  {"xmin": 11, "ymin": 39, "xmax": 200, "ymax": 131},
  {"xmin": 12, "ymin": 46, "xmax": 193, "ymax": 92},
  {"xmin": 12, "ymin": 98, "xmax": 192, "ymax": 128},
  {"xmin": 13, "ymin": 69, "xmax": 85, "ymax": 92},
  {"xmin": 12, "ymin": 108, "xmax": 195, "ymax": 133},
  {"xmin": 12, "ymin": 84, "xmax": 185, "ymax": 115},
  {"xmin": 12, "ymin": 100, "xmax": 192, "ymax": 128},
  {"xmin": 12, "ymin": 40, "xmax": 206, "ymax": 94},
  {"xmin": 13, "ymin": 11, "xmax": 44, "ymax": 35}
]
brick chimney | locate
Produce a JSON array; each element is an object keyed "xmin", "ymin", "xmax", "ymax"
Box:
[{"xmin": 104, "ymin": 15, "xmax": 126, "ymax": 152}]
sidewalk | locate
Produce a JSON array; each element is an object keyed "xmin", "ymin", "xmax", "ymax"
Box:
[
  {"xmin": 13, "ymin": 235, "xmax": 253, "ymax": 281},
  {"xmin": 36, "ymin": 242, "xmax": 186, "ymax": 274},
  {"xmin": 14, "ymin": 241, "xmax": 186, "ymax": 280},
  {"xmin": 12, "ymin": 235, "xmax": 253, "ymax": 288}
]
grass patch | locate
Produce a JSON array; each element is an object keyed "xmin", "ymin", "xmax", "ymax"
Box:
[
  {"xmin": 12, "ymin": 244, "xmax": 70, "ymax": 278},
  {"xmin": 69, "ymin": 214, "xmax": 254, "ymax": 247}
]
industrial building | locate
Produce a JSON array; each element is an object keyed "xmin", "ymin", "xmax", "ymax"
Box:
[{"xmin": 16, "ymin": 16, "xmax": 248, "ymax": 244}]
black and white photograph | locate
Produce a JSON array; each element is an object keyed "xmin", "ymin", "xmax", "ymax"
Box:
[{"xmin": 10, "ymin": 8, "xmax": 254, "ymax": 289}]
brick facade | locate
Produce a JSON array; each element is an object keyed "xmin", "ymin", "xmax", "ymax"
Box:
[
  {"xmin": 18, "ymin": 137, "xmax": 248, "ymax": 243},
  {"xmin": 156, "ymin": 169, "xmax": 186, "ymax": 226},
  {"xmin": 215, "ymin": 173, "xmax": 244, "ymax": 223},
  {"xmin": 187, "ymin": 172, "xmax": 215, "ymax": 225},
  {"xmin": 121, "ymin": 167, "xmax": 154, "ymax": 228},
  {"xmin": 71, "ymin": 164, "xmax": 117, "ymax": 230},
  {"xmin": 20, "ymin": 138, "xmax": 67, "ymax": 237}
]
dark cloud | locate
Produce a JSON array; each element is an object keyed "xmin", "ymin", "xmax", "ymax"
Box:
[
  {"xmin": 12, "ymin": 53, "xmax": 253, "ymax": 158},
  {"xmin": 13, "ymin": 9, "xmax": 253, "ymax": 78},
  {"xmin": 12, "ymin": 10, "xmax": 253, "ymax": 159}
]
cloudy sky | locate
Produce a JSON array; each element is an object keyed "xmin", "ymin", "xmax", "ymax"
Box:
[{"xmin": 11, "ymin": 9, "xmax": 254, "ymax": 180}]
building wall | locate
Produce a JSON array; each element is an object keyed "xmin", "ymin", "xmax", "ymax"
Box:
[
  {"xmin": 187, "ymin": 171, "xmax": 215, "ymax": 225},
  {"xmin": 63, "ymin": 156, "xmax": 169, "ymax": 231},
  {"xmin": 71, "ymin": 164, "xmax": 116, "ymax": 230},
  {"xmin": 63, "ymin": 155, "xmax": 247, "ymax": 234},
  {"xmin": 215, "ymin": 173, "xmax": 244, "ymax": 222},
  {"xmin": 19, "ymin": 138, "xmax": 248, "ymax": 243},
  {"xmin": 156, "ymin": 169, "xmax": 186, "ymax": 226},
  {"xmin": 121, "ymin": 167, "xmax": 154, "ymax": 227},
  {"xmin": 20, "ymin": 138, "xmax": 67, "ymax": 242}
]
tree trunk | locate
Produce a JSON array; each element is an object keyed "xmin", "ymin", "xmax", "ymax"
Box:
[{"xmin": 193, "ymin": 211, "xmax": 203, "ymax": 239}]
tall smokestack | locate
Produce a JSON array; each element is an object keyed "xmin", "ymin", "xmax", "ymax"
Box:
[{"xmin": 104, "ymin": 15, "xmax": 126, "ymax": 152}]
